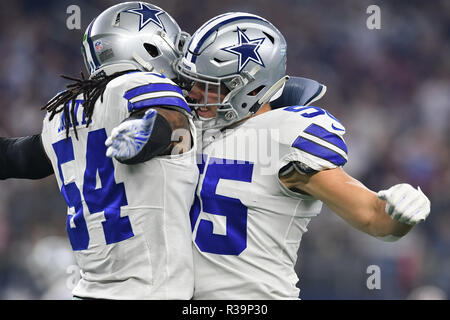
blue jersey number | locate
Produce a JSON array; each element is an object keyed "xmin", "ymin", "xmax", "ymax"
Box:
[
  {"xmin": 53, "ymin": 129, "xmax": 133, "ymax": 251},
  {"xmin": 191, "ymin": 156, "xmax": 253, "ymax": 255}
]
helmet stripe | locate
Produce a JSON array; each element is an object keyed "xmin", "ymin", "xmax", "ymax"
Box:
[
  {"xmin": 189, "ymin": 12, "xmax": 256, "ymax": 49},
  {"xmin": 184, "ymin": 12, "xmax": 232, "ymax": 59},
  {"xmin": 188, "ymin": 14, "xmax": 268, "ymax": 64},
  {"xmin": 193, "ymin": 12, "xmax": 233, "ymax": 38},
  {"xmin": 85, "ymin": 18, "xmax": 101, "ymax": 70}
]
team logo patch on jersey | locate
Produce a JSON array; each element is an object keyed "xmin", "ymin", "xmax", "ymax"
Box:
[
  {"xmin": 123, "ymin": 3, "xmax": 166, "ymax": 31},
  {"xmin": 221, "ymin": 27, "xmax": 265, "ymax": 73}
]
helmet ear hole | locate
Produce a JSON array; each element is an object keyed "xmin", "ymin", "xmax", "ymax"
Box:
[
  {"xmin": 144, "ymin": 43, "xmax": 160, "ymax": 58},
  {"xmin": 262, "ymin": 31, "xmax": 274, "ymax": 44},
  {"xmin": 247, "ymin": 85, "xmax": 265, "ymax": 96}
]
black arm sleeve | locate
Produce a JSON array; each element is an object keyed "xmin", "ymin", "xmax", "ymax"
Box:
[
  {"xmin": 0, "ymin": 134, "xmax": 54, "ymax": 180},
  {"xmin": 279, "ymin": 161, "xmax": 318, "ymax": 177},
  {"xmin": 118, "ymin": 110, "xmax": 173, "ymax": 165}
]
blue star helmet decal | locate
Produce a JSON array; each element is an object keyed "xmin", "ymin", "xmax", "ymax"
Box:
[
  {"xmin": 221, "ymin": 27, "xmax": 265, "ymax": 73},
  {"xmin": 124, "ymin": 3, "xmax": 166, "ymax": 31}
]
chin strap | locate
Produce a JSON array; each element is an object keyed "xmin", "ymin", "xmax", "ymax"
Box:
[
  {"xmin": 133, "ymin": 52, "xmax": 154, "ymax": 72},
  {"xmin": 248, "ymin": 75, "xmax": 290, "ymax": 114},
  {"xmin": 258, "ymin": 75, "xmax": 290, "ymax": 106}
]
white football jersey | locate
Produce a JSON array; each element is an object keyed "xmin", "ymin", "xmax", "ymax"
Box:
[
  {"xmin": 41, "ymin": 71, "xmax": 198, "ymax": 300},
  {"xmin": 191, "ymin": 105, "xmax": 348, "ymax": 299}
]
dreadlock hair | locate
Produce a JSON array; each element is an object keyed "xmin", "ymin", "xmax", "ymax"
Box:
[{"xmin": 42, "ymin": 69, "xmax": 137, "ymax": 140}]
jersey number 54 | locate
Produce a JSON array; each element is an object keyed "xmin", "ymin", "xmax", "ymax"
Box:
[{"xmin": 52, "ymin": 128, "xmax": 133, "ymax": 251}]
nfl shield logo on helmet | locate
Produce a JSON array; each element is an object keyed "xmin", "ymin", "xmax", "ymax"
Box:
[{"xmin": 94, "ymin": 40, "xmax": 103, "ymax": 51}]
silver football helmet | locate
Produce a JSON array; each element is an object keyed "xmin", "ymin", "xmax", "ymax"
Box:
[
  {"xmin": 81, "ymin": 2, "xmax": 189, "ymax": 79},
  {"xmin": 176, "ymin": 12, "xmax": 288, "ymax": 129}
]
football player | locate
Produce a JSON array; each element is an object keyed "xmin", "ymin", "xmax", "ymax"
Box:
[
  {"xmin": 0, "ymin": 4, "xmax": 325, "ymax": 300},
  {"xmin": 2, "ymin": 2, "xmax": 198, "ymax": 300},
  {"xmin": 109, "ymin": 12, "xmax": 431, "ymax": 299}
]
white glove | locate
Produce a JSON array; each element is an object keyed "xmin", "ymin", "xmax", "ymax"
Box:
[
  {"xmin": 105, "ymin": 109, "xmax": 157, "ymax": 161},
  {"xmin": 377, "ymin": 183, "xmax": 431, "ymax": 225}
]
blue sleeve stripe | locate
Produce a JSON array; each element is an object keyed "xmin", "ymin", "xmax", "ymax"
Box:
[
  {"xmin": 124, "ymin": 83, "xmax": 183, "ymax": 100},
  {"xmin": 303, "ymin": 123, "xmax": 348, "ymax": 154},
  {"xmin": 128, "ymin": 96, "xmax": 191, "ymax": 113},
  {"xmin": 292, "ymin": 136, "xmax": 347, "ymax": 166},
  {"xmin": 86, "ymin": 19, "xmax": 100, "ymax": 69}
]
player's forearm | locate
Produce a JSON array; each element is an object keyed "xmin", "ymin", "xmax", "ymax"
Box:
[
  {"xmin": 281, "ymin": 167, "xmax": 412, "ymax": 239},
  {"xmin": 110, "ymin": 107, "xmax": 192, "ymax": 165},
  {"xmin": 363, "ymin": 193, "xmax": 413, "ymax": 238},
  {"xmin": 117, "ymin": 110, "xmax": 173, "ymax": 165},
  {"xmin": 318, "ymin": 177, "xmax": 413, "ymax": 238},
  {"xmin": 154, "ymin": 107, "xmax": 192, "ymax": 155}
]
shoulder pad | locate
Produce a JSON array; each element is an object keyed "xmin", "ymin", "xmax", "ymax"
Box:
[
  {"xmin": 277, "ymin": 106, "xmax": 348, "ymax": 171},
  {"xmin": 271, "ymin": 76, "xmax": 326, "ymax": 109}
]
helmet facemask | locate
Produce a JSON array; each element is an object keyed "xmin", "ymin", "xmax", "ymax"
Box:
[{"xmin": 176, "ymin": 61, "xmax": 253, "ymax": 129}]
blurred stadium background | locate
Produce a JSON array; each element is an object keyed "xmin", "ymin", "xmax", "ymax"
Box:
[{"xmin": 0, "ymin": 0, "xmax": 448, "ymax": 299}]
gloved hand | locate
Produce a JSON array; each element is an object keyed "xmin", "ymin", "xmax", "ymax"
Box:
[
  {"xmin": 377, "ymin": 183, "xmax": 431, "ymax": 225},
  {"xmin": 105, "ymin": 109, "xmax": 157, "ymax": 162}
]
